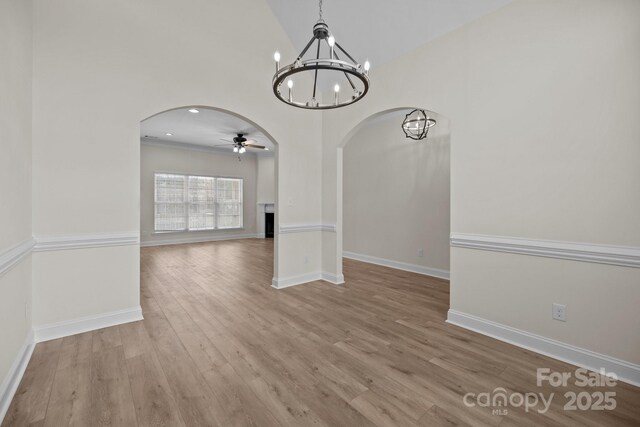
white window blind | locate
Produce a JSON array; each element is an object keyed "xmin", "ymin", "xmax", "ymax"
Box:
[
  {"xmin": 216, "ymin": 177, "xmax": 243, "ymax": 229},
  {"xmin": 154, "ymin": 174, "xmax": 187, "ymax": 231},
  {"xmin": 154, "ymin": 173, "xmax": 243, "ymax": 232}
]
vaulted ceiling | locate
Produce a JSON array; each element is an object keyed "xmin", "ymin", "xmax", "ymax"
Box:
[{"xmin": 266, "ymin": 0, "xmax": 513, "ymax": 68}]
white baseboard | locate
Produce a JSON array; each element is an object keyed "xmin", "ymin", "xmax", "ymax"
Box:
[
  {"xmin": 0, "ymin": 330, "xmax": 35, "ymax": 424},
  {"xmin": 34, "ymin": 306, "xmax": 143, "ymax": 343},
  {"xmin": 140, "ymin": 233, "xmax": 258, "ymax": 247},
  {"xmin": 447, "ymin": 309, "xmax": 640, "ymax": 387},
  {"xmin": 271, "ymin": 271, "xmax": 345, "ymax": 289},
  {"xmin": 343, "ymin": 251, "xmax": 450, "ymax": 280},
  {"xmin": 321, "ymin": 272, "xmax": 345, "ymax": 285},
  {"xmin": 272, "ymin": 272, "xmax": 323, "ymax": 289}
]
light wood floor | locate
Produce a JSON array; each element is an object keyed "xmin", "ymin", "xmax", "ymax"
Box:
[{"xmin": 3, "ymin": 239, "xmax": 639, "ymax": 426}]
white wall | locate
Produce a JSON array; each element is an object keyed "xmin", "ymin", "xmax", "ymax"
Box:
[
  {"xmin": 140, "ymin": 143, "xmax": 260, "ymax": 246},
  {"xmin": 30, "ymin": 0, "xmax": 323, "ymax": 326},
  {"xmin": 343, "ymin": 112, "xmax": 450, "ymax": 274},
  {"xmin": 257, "ymin": 155, "xmax": 276, "ymax": 204},
  {"xmin": 322, "ymin": 0, "xmax": 640, "ymax": 367},
  {"xmin": 0, "ymin": 0, "xmax": 33, "ymax": 414}
]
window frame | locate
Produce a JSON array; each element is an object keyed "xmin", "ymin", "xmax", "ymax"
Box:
[{"xmin": 153, "ymin": 172, "xmax": 244, "ymax": 233}]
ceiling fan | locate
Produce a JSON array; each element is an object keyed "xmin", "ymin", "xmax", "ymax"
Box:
[{"xmin": 216, "ymin": 133, "xmax": 267, "ymax": 153}]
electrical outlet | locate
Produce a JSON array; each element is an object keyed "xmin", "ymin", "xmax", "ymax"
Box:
[
  {"xmin": 552, "ymin": 303, "xmax": 567, "ymax": 322},
  {"xmin": 417, "ymin": 248, "xmax": 424, "ymax": 258}
]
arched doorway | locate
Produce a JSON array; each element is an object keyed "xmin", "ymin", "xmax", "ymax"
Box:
[
  {"xmin": 336, "ymin": 107, "xmax": 451, "ymax": 285},
  {"xmin": 139, "ymin": 105, "xmax": 280, "ymax": 281}
]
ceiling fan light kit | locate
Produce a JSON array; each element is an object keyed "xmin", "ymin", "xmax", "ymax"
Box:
[
  {"xmin": 402, "ymin": 109, "xmax": 436, "ymax": 141},
  {"xmin": 229, "ymin": 133, "xmax": 266, "ymax": 154},
  {"xmin": 272, "ymin": 0, "xmax": 370, "ymax": 110}
]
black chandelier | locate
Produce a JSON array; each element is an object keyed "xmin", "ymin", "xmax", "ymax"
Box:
[
  {"xmin": 272, "ymin": 0, "xmax": 370, "ymax": 110},
  {"xmin": 402, "ymin": 109, "xmax": 436, "ymax": 140}
]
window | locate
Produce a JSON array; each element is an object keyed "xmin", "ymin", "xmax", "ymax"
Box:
[{"xmin": 154, "ymin": 173, "xmax": 243, "ymax": 232}]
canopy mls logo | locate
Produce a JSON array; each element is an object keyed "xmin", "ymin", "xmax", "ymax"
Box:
[
  {"xmin": 463, "ymin": 367, "xmax": 618, "ymax": 416},
  {"xmin": 463, "ymin": 387, "xmax": 553, "ymax": 415}
]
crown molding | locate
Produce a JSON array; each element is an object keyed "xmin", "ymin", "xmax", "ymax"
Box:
[
  {"xmin": 141, "ymin": 138, "xmax": 273, "ymax": 157},
  {"xmin": 450, "ymin": 233, "xmax": 640, "ymax": 268}
]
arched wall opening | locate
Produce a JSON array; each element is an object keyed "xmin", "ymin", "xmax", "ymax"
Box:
[
  {"xmin": 139, "ymin": 105, "xmax": 280, "ymax": 279},
  {"xmin": 336, "ymin": 107, "xmax": 451, "ymax": 292}
]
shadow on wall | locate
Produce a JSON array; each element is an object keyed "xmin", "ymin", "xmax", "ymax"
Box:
[{"xmin": 341, "ymin": 108, "xmax": 451, "ymax": 279}]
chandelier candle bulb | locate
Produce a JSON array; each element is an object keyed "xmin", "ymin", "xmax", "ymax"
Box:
[
  {"xmin": 287, "ymin": 79, "xmax": 293, "ymax": 101},
  {"xmin": 334, "ymin": 84, "xmax": 340, "ymax": 105},
  {"xmin": 364, "ymin": 60, "xmax": 370, "ymax": 75},
  {"xmin": 328, "ymin": 35, "xmax": 335, "ymax": 58},
  {"xmin": 274, "ymin": 51, "xmax": 280, "ymax": 71}
]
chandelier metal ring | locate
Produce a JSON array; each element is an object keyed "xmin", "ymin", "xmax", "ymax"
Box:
[
  {"xmin": 402, "ymin": 117, "xmax": 436, "ymax": 130},
  {"xmin": 272, "ymin": 60, "xmax": 370, "ymax": 110}
]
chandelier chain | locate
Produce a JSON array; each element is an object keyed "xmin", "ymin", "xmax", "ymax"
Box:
[{"xmin": 318, "ymin": 0, "xmax": 323, "ymax": 21}]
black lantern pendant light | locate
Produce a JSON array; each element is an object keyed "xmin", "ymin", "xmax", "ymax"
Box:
[
  {"xmin": 272, "ymin": 0, "xmax": 370, "ymax": 110},
  {"xmin": 402, "ymin": 109, "xmax": 436, "ymax": 140}
]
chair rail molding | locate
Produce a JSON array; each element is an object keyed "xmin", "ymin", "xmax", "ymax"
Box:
[
  {"xmin": 0, "ymin": 238, "xmax": 36, "ymax": 277},
  {"xmin": 279, "ymin": 223, "xmax": 336, "ymax": 234},
  {"xmin": 33, "ymin": 232, "xmax": 140, "ymax": 252},
  {"xmin": 450, "ymin": 233, "xmax": 640, "ymax": 268}
]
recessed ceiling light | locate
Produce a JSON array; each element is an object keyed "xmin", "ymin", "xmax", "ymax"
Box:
[
  {"xmin": 188, "ymin": 108, "xmax": 199, "ymax": 113},
  {"xmin": 264, "ymin": 147, "xmax": 269, "ymax": 150},
  {"xmin": 165, "ymin": 133, "xmax": 173, "ymax": 136}
]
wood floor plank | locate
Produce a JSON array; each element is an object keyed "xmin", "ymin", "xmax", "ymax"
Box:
[
  {"xmin": 141, "ymin": 308, "xmax": 226, "ymax": 426},
  {"xmin": 90, "ymin": 345, "xmax": 138, "ymax": 426},
  {"xmin": 56, "ymin": 332, "xmax": 93, "ymax": 372},
  {"xmin": 350, "ymin": 389, "xmax": 422, "ymax": 427},
  {"xmin": 201, "ymin": 363, "xmax": 281, "ymax": 427},
  {"xmin": 91, "ymin": 327, "xmax": 123, "ymax": 354},
  {"xmin": 4, "ymin": 239, "xmax": 639, "ymax": 426},
  {"xmin": 125, "ymin": 353, "xmax": 186, "ymax": 427},
  {"xmin": 42, "ymin": 361, "xmax": 91, "ymax": 427}
]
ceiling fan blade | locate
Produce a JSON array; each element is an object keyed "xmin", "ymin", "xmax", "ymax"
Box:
[
  {"xmin": 211, "ymin": 143, "xmax": 232, "ymax": 147},
  {"xmin": 220, "ymin": 138, "xmax": 233, "ymax": 143},
  {"xmin": 245, "ymin": 143, "xmax": 266, "ymax": 149}
]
